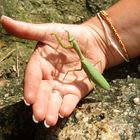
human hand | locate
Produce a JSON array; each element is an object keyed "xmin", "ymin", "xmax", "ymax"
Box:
[{"xmin": 1, "ymin": 16, "xmax": 108, "ymax": 127}]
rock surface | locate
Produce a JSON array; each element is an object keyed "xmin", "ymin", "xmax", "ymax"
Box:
[{"xmin": 0, "ymin": 0, "xmax": 140, "ymax": 139}]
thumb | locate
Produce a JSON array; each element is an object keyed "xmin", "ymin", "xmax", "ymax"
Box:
[{"xmin": 1, "ymin": 16, "xmax": 47, "ymax": 41}]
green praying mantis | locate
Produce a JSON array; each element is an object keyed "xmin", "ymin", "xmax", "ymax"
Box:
[{"xmin": 52, "ymin": 31, "xmax": 110, "ymax": 90}]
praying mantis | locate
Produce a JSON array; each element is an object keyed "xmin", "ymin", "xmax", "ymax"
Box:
[{"xmin": 52, "ymin": 31, "xmax": 110, "ymax": 90}]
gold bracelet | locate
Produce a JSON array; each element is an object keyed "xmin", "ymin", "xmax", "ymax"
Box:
[{"xmin": 97, "ymin": 10, "xmax": 129, "ymax": 62}]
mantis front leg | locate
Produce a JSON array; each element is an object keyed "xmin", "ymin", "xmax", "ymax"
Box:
[{"xmin": 51, "ymin": 32, "xmax": 72, "ymax": 49}]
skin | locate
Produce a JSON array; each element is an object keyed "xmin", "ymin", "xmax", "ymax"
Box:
[
  {"xmin": 1, "ymin": 0, "xmax": 140, "ymax": 127},
  {"xmin": 52, "ymin": 32, "xmax": 110, "ymax": 90}
]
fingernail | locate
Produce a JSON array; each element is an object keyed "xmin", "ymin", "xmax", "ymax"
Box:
[
  {"xmin": 1, "ymin": 15, "xmax": 12, "ymax": 19},
  {"xmin": 1, "ymin": 15, "xmax": 10, "ymax": 21},
  {"xmin": 59, "ymin": 113, "xmax": 64, "ymax": 118},
  {"xmin": 0, "ymin": 16, "xmax": 4, "ymax": 24},
  {"xmin": 0, "ymin": 16, "xmax": 13, "ymax": 25},
  {"xmin": 1, "ymin": 15, "xmax": 5, "ymax": 21},
  {"xmin": 23, "ymin": 99, "xmax": 30, "ymax": 106},
  {"xmin": 44, "ymin": 120, "xmax": 50, "ymax": 128},
  {"xmin": 32, "ymin": 115, "xmax": 39, "ymax": 123}
]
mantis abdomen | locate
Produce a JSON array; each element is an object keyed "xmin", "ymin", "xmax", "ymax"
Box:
[{"xmin": 81, "ymin": 58, "xmax": 110, "ymax": 90}]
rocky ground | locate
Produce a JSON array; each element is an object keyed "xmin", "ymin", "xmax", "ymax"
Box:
[{"xmin": 0, "ymin": 0, "xmax": 140, "ymax": 140}]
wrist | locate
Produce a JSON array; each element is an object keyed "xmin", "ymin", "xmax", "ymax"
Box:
[
  {"xmin": 82, "ymin": 16, "xmax": 125, "ymax": 69},
  {"xmin": 83, "ymin": 0, "xmax": 140, "ymax": 68}
]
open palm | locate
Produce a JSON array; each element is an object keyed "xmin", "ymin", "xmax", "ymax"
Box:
[{"xmin": 1, "ymin": 16, "xmax": 107, "ymax": 127}]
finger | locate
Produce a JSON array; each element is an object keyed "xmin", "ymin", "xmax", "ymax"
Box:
[
  {"xmin": 59, "ymin": 94, "xmax": 80, "ymax": 117},
  {"xmin": 1, "ymin": 16, "xmax": 46, "ymax": 41},
  {"xmin": 44, "ymin": 90, "xmax": 63, "ymax": 127},
  {"xmin": 24, "ymin": 53, "xmax": 42, "ymax": 104},
  {"xmin": 32, "ymin": 81, "xmax": 52, "ymax": 122},
  {"xmin": 1, "ymin": 16, "xmax": 75, "ymax": 42}
]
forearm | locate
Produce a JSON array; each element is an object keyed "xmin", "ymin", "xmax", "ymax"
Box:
[{"xmin": 84, "ymin": 0, "xmax": 140, "ymax": 67}]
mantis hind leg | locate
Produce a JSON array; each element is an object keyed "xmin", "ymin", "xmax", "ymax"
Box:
[
  {"xmin": 63, "ymin": 66, "xmax": 82, "ymax": 80},
  {"xmin": 94, "ymin": 61, "xmax": 103, "ymax": 72},
  {"xmin": 89, "ymin": 79, "xmax": 96, "ymax": 90}
]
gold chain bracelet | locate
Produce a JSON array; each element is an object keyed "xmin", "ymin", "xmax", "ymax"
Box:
[{"xmin": 97, "ymin": 10, "xmax": 129, "ymax": 62}]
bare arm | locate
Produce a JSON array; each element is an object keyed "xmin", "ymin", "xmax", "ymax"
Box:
[{"xmin": 84, "ymin": 0, "xmax": 140, "ymax": 67}]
